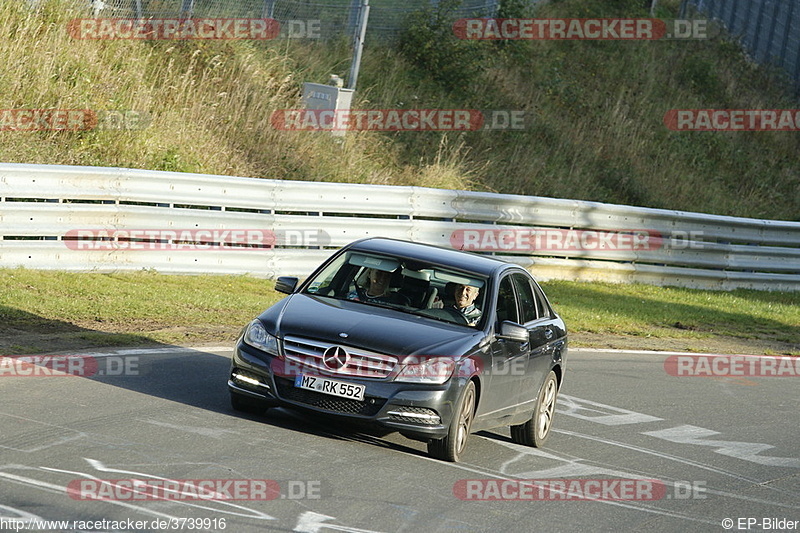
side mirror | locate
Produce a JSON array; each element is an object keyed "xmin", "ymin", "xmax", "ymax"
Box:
[
  {"xmin": 275, "ymin": 276, "xmax": 298, "ymax": 294},
  {"xmin": 497, "ymin": 321, "xmax": 529, "ymax": 343}
]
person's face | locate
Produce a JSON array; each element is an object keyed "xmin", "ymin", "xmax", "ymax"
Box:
[
  {"xmin": 454, "ymin": 284, "xmax": 479, "ymax": 308},
  {"xmin": 368, "ymin": 269, "xmax": 391, "ymax": 294}
]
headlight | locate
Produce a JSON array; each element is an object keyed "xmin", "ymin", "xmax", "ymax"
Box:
[
  {"xmin": 395, "ymin": 357, "xmax": 455, "ymax": 385},
  {"xmin": 243, "ymin": 320, "xmax": 279, "ymax": 356}
]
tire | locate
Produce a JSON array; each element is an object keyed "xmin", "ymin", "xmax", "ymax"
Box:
[
  {"xmin": 511, "ymin": 371, "xmax": 558, "ymax": 448},
  {"xmin": 230, "ymin": 392, "xmax": 269, "ymax": 414},
  {"xmin": 427, "ymin": 381, "xmax": 476, "ymax": 462}
]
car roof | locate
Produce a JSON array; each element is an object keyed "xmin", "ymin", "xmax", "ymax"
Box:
[{"xmin": 346, "ymin": 237, "xmax": 512, "ymax": 277}]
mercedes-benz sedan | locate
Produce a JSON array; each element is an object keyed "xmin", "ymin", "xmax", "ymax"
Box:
[{"xmin": 228, "ymin": 237, "xmax": 567, "ymax": 462}]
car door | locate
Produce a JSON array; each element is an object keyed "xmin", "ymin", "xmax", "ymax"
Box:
[
  {"xmin": 480, "ymin": 274, "xmax": 530, "ymax": 420},
  {"xmin": 511, "ymin": 272, "xmax": 559, "ymax": 411}
]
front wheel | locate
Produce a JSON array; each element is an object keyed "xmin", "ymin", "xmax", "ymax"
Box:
[
  {"xmin": 427, "ymin": 381, "xmax": 476, "ymax": 462},
  {"xmin": 510, "ymin": 371, "xmax": 558, "ymax": 448}
]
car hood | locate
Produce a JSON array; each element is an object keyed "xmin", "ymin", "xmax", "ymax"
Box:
[{"xmin": 260, "ymin": 294, "xmax": 483, "ymax": 357}]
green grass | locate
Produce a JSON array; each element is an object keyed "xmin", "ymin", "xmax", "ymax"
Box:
[
  {"xmin": 0, "ymin": 269, "xmax": 283, "ymax": 353},
  {"xmin": 544, "ymin": 281, "xmax": 800, "ymax": 343},
  {"xmin": 1, "ymin": 0, "xmax": 798, "ymax": 218},
  {"xmin": 0, "ymin": 269, "xmax": 281, "ymax": 328},
  {"xmin": 1, "ymin": 269, "xmax": 798, "ymax": 355}
]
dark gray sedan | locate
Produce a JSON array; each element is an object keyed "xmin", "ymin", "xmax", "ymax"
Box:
[{"xmin": 228, "ymin": 237, "xmax": 567, "ymax": 462}]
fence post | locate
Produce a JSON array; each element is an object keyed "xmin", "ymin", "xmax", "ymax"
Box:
[
  {"xmin": 347, "ymin": 0, "xmax": 360, "ymax": 36},
  {"xmin": 779, "ymin": 0, "xmax": 796, "ymax": 77},
  {"xmin": 180, "ymin": 0, "xmax": 194, "ymax": 18},
  {"xmin": 262, "ymin": 0, "xmax": 275, "ymax": 19},
  {"xmin": 764, "ymin": 0, "xmax": 782, "ymax": 66},
  {"xmin": 750, "ymin": 0, "xmax": 768, "ymax": 62},
  {"xmin": 348, "ymin": 0, "xmax": 370, "ymax": 90}
]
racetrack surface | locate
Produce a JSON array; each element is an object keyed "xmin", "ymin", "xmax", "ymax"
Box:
[{"xmin": 1, "ymin": 347, "xmax": 797, "ymax": 532}]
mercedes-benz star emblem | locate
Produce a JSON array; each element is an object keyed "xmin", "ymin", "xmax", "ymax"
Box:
[{"xmin": 322, "ymin": 346, "xmax": 350, "ymax": 371}]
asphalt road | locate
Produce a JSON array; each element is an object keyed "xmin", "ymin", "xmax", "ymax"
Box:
[{"xmin": 1, "ymin": 346, "xmax": 798, "ymax": 533}]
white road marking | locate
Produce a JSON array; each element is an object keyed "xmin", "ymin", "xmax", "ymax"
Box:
[
  {"xmin": 0, "ymin": 503, "xmax": 45, "ymax": 523},
  {"xmin": 644, "ymin": 425, "xmax": 800, "ymax": 468},
  {"xmin": 558, "ymin": 395, "xmax": 663, "ymax": 425},
  {"xmin": 552, "ymin": 429, "xmax": 800, "ymax": 506},
  {"xmin": 410, "ymin": 440, "xmax": 719, "ymax": 526},
  {"xmin": 294, "ymin": 512, "xmax": 385, "ymax": 533},
  {"xmin": 63, "ymin": 346, "xmax": 233, "ymax": 358},
  {"xmin": 0, "ymin": 470, "xmax": 181, "ymax": 521},
  {"xmin": 37, "ymin": 458, "xmax": 276, "ymax": 520},
  {"xmin": 557, "ymin": 395, "xmax": 798, "ymax": 468},
  {"xmin": 139, "ymin": 419, "xmax": 238, "ymax": 438}
]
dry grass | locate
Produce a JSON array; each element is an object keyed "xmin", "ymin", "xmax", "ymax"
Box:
[
  {"xmin": 0, "ymin": 0, "xmax": 475, "ymax": 189},
  {"xmin": 1, "ymin": 0, "xmax": 798, "ymax": 219}
]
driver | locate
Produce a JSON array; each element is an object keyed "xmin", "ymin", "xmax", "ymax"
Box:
[
  {"xmin": 452, "ymin": 283, "xmax": 482, "ymax": 326},
  {"xmin": 348, "ymin": 268, "xmax": 409, "ymax": 305}
]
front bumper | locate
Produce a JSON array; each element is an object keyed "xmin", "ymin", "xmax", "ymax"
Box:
[{"xmin": 228, "ymin": 341, "xmax": 466, "ymax": 440}]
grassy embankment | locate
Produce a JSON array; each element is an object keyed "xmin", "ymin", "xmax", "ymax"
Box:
[
  {"xmin": 1, "ymin": 0, "xmax": 798, "ymax": 218},
  {"xmin": 1, "ymin": 269, "xmax": 798, "ymax": 356}
]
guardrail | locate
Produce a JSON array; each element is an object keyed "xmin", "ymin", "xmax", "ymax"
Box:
[{"xmin": 1, "ymin": 163, "xmax": 799, "ymax": 290}]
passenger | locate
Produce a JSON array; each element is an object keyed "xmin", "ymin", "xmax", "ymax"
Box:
[
  {"xmin": 452, "ymin": 283, "xmax": 482, "ymax": 326},
  {"xmin": 348, "ymin": 268, "xmax": 409, "ymax": 305}
]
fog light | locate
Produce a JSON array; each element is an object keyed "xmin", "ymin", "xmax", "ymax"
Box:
[
  {"xmin": 387, "ymin": 408, "xmax": 441, "ymax": 425},
  {"xmin": 232, "ymin": 370, "xmax": 270, "ymax": 390}
]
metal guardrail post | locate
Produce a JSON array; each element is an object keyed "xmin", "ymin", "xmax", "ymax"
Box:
[
  {"xmin": 348, "ymin": 0, "xmax": 370, "ymax": 91},
  {"xmin": 261, "ymin": 0, "xmax": 276, "ymax": 19}
]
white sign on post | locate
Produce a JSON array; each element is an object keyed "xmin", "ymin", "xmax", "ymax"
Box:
[{"xmin": 302, "ymin": 82, "xmax": 355, "ymax": 137}]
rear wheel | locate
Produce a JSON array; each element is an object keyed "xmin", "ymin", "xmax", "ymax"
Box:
[
  {"xmin": 511, "ymin": 371, "xmax": 558, "ymax": 448},
  {"xmin": 427, "ymin": 381, "xmax": 476, "ymax": 462}
]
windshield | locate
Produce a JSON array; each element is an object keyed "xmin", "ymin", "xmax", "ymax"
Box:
[{"xmin": 303, "ymin": 250, "xmax": 488, "ymax": 328}]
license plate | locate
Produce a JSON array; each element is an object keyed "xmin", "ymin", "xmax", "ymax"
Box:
[{"xmin": 294, "ymin": 374, "xmax": 365, "ymax": 401}]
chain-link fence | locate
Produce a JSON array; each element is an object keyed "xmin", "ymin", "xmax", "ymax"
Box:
[
  {"xmin": 681, "ymin": 0, "xmax": 800, "ymax": 96},
  {"xmin": 77, "ymin": 0, "xmax": 505, "ymax": 42}
]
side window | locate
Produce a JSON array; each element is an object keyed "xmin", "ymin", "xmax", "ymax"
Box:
[
  {"xmin": 511, "ymin": 273, "xmax": 538, "ymax": 324},
  {"xmin": 495, "ymin": 276, "xmax": 518, "ymax": 325},
  {"xmin": 531, "ymin": 281, "xmax": 551, "ymax": 319}
]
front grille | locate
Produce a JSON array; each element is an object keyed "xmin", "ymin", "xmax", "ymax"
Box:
[
  {"xmin": 282, "ymin": 335, "xmax": 397, "ymax": 379},
  {"xmin": 274, "ymin": 377, "xmax": 385, "ymax": 416}
]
